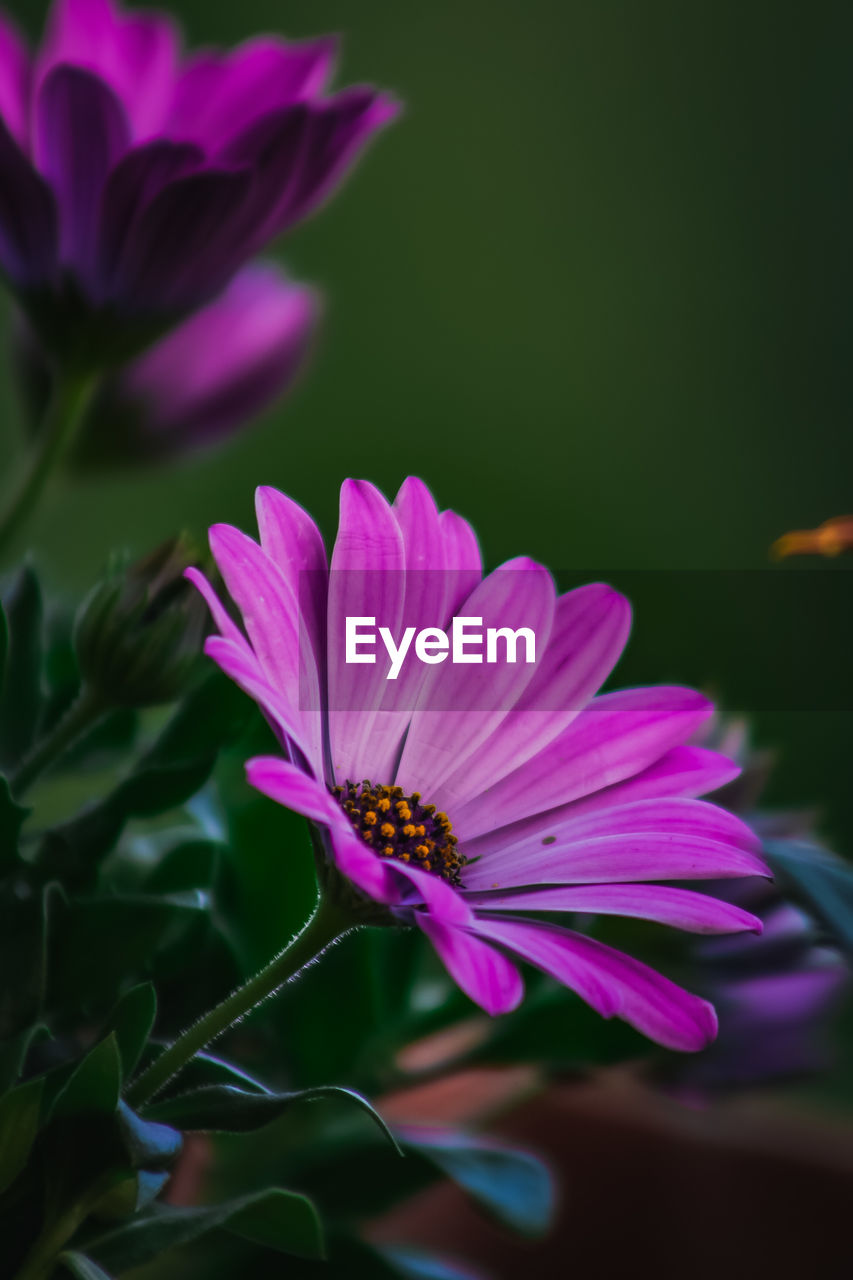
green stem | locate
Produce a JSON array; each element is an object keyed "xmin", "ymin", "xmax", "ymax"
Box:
[
  {"xmin": 0, "ymin": 369, "xmax": 97, "ymax": 559},
  {"xmin": 11, "ymin": 684, "xmax": 107, "ymax": 798},
  {"xmin": 126, "ymin": 895, "xmax": 355, "ymax": 1109}
]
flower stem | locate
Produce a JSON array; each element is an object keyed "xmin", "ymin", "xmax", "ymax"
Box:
[
  {"xmin": 11, "ymin": 685, "xmax": 107, "ymax": 798},
  {"xmin": 0, "ymin": 369, "xmax": 97, "ymax": 559},
  {"xmin": 126, "ymin": 895, "xmax": 355, "ymax": 1109}
]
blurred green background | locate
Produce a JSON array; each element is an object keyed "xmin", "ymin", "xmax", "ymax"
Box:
[{"xmin": 3, "ymin": 0, "xmax": 853, "ymax": 843}]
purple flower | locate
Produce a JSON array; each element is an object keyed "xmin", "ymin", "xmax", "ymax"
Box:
[
  {"xmin": 678, "ymin": 877, "xmax": 849, "ymax": 1091},
  {"xmin": 0, "ymin": 0, "xmax": 395, "ymax": 355},
  {"xmin": 188, "ymin": 478, "xmax": 771, "ymax": 1052},
  {"xmin": 107, "ymin": 261, "xmax": 318, "ymax": 459}
]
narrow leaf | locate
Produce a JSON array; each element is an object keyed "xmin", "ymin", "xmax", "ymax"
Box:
[
  {"xmin": 144, "ymin": 1083, "xmax": 402, "ymax": 1153},
  {"xmin": 59, "ymin": 1252, "xmax": 114, "ymax": 1280},
  {"xmin": 51, "ymin": 1034, "xmax": 122, "ymax": 1120},
  {"xmin": 0, "ymin": 1076, "xmax": 44, "ymax": 1193},
  {"xmin": 399, "ymin": 1127, "xmax": 555, "ymax": 1237},
  {"xmin": 87, "ymin": 1188, "xmax": 324, "ymax": 1270},
  {"xmin": 103, "ymin": 983, "xmax": 156, "ymax": 1080}
]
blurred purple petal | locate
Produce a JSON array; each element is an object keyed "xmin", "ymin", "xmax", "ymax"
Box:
[
  {"xmin": 168, "ymin": 36, "xmax": 338, "ymax": 148},
  {"xmin": 0, "ymin": 12, "xmax": 31, "ymax": 149},
  {"xmin": 120, "ymin": 262, "xmax": 318, "ymax": 450},
  {"xmin": 35, "ymin": 65, "xmax": 129, "ymax": 277}
]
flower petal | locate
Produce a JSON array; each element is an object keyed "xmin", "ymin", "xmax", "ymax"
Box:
[
  {"xmin": 438, "ymin": 584, "xmax": 631, "ymax": 811},
  {"xmin": 38, "ymin": 0, "xmax": 179, "ymax": 138},
  {"xmin": 0, "ymin": 12, "xmax": 31, "ymax": 150},
  {"xmin": 123, "ymin": 263, "xmax": 319, "ymax": 451},
  {"xmin": 207, "ymin": 524, "xmax": 323, "ymax": 774},
  {"xmin": 454, "ymin": 687, "xmax": 715, "ymax": 839},
  {"xmin": 326, "ymin": 479, "xmax": 406, "ymax": 783},
  {"xmin": 110, "ymin": 165, "xmax": 253, "ymax": 314},
  {"xmin": 96, "ymin": 139, "xmax": 203, "ymax": 294},
  {"xmin": 246, "ymin": 754, "xmax": 396, "ymax": 902},
  {"xmin": 460, "ymin": 831, "xmax": 770, "ymax": 891},
  {"xmin": 387, "ymin": 861, "xmax": 474, "ymax": 926},
  {"xmin": 396, "ymin": 558, "xmax": 556, "ymax": 799},
  {"xmin": 417, "ymin": 914, "xmax": 523, "ymax": 1015},
  {"xmin": 276, "ymin": 87, "xmax": 400, "ymax": 233},
  {"xmin": 168, "ymin": 36, "xmax": 338, "ymax": 149},
  {"xmin": 474, "ymin": 916, "xmax": 718, "ymax": 1050},
  {"xmin": 464, "ymin": 884, "xmax": 763, "ymax": 935},
  {"xmin": 463, "ymin": 795, "xmax": 760, "ymax": 873},
  {"xmin": 184, "ymin": 566, "xmax": 246, "ymax": 648},
  {"xmin": 0, "ymin": 119, "xmax": 58, "ymax": 287},
  {"xmin": 255, "ymin": 482, "xmax": 328, "ymax": 697},
  {"xmin": 34, "ymin": 66, "xmax": 129, "ymax": 280},
  {"xmin": 204, "ymin": 637, "xmax": 308, "ymax": 759}
]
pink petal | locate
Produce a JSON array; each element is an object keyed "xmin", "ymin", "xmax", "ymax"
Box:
[
  {"xmin": 462, "ymin": 795, "xmax": 760, "ymax": 875},
  {"xmin": 417, "ymin": 915, "xmax": 523, "ymax": 1016},
  {"xmin": 0, "ymin": 13, "xmax": 31, "ymax": 150},
  {"xmin": 453, "ymin": 687, "xmax": 715, "ymax": 839},
  {"xmin": 326, "ymin": 479, "xmax": 406, "ymax": 783},
  {"xmin": 184, "ymin": 567, "xmax": 247, "ymax": 649},
  {"xmin": 464, "ymin": 883, "xmax": 763, "ymax": 935},
  {"xmin": 474, "ymin": 917, "xmax": 718, "ymax": 1051},
  {"xmin": 438, "ymin": 508, "xmax": 482, "ymax": 610},
  {"xmin": 387, "ymin": 861, "xmax": 474, "ymax": 926},
  {"xmin": 38, "ymin": 0, "xmax": 179, "ymax": 139},
  {"xmin": 460, "ymin": 830, "xmax": 770, "ymax": 891},
  {"xmin": 167, "ymin": 36, "xmax": 338, "ymax": 150},
  {"xmin": 255, "ymin": 483, "xmax": 328, "ymax": 702},
  {"xmin": 396, "ymin": 558, "xmax": 556, "ymax": 798},
  {"xmin": 204, "ymin": 637, "xmax": 312, "ymax": 763},
  {"xmin": 437, "ymin": 584, "xmax": 631, "ymax": 811},
  {"xmin": 246, "ymin": 755, "xmax": 395, "ymax": 902}
]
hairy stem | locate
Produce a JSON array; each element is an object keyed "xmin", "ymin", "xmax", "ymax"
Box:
[{"xmin": 126, "ymin": 895, "xmax": 355, "ymax": 1108}]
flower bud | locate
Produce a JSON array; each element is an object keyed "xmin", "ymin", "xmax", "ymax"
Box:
[{"xmin": 74, "ymin": 536, "xmax": 209, "ymax": 708}]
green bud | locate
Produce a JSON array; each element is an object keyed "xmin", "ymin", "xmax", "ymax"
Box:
[{"xmin": 74, "ymin": 536, "xmax": 209, "ymax": 708}]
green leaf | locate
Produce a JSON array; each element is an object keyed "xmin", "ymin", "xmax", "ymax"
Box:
[
  {"xmin": 59, "ymin": 1252, "xmax": 114, "ymax": 1280},
  {"xmin": 103, "ymin": 983, "xmax": 156, "ymax": 1080},
  {"xmin": 0, "ymin": 567, "xmax": 43, "ymax": 769},
  {"xmin": 149, "ymin": 1050, "xmax": 271, "ymax": 1097},
  {"xmin": 0, "ymin": 775, "xmax": 29, "ymax": 875},
  {"xmin": 0, "ymin": 1076, "xmax": 44, "ymax": 1193},
  {"xmin": 36, "ymin": 672, "xmax": 251, "ymax": 882},
  {"xmin": 764, "ymin": 839, "xmax": 853, "ymax": 955},
  {"xmin": 401, "ymin": 1128, "xmax": 555, "ymax": 1237},
  {"xmin": 90, "ymin": 1168, "xmax": 172, "ymax": 1222},
  {"xmin": 87, "ymin": 1188, "xmax": 324, "ymax": 1270},
  {"xmin": 51, "ymin": 1034, "xmax": 122, "ymax": 1120},
  {"xmin": 144, "ymin": 1083, "xmax": 402, "ymax": 1153}
]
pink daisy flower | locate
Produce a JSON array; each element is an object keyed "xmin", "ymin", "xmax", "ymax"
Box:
[{"xmin": 188, "ymin": 478, "xmax": 769, "ymax": 1052}]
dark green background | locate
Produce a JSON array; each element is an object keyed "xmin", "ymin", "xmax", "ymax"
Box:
[{"xmin": 3, "ymin": 1, "xmax": 853, "ymax": 843}]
